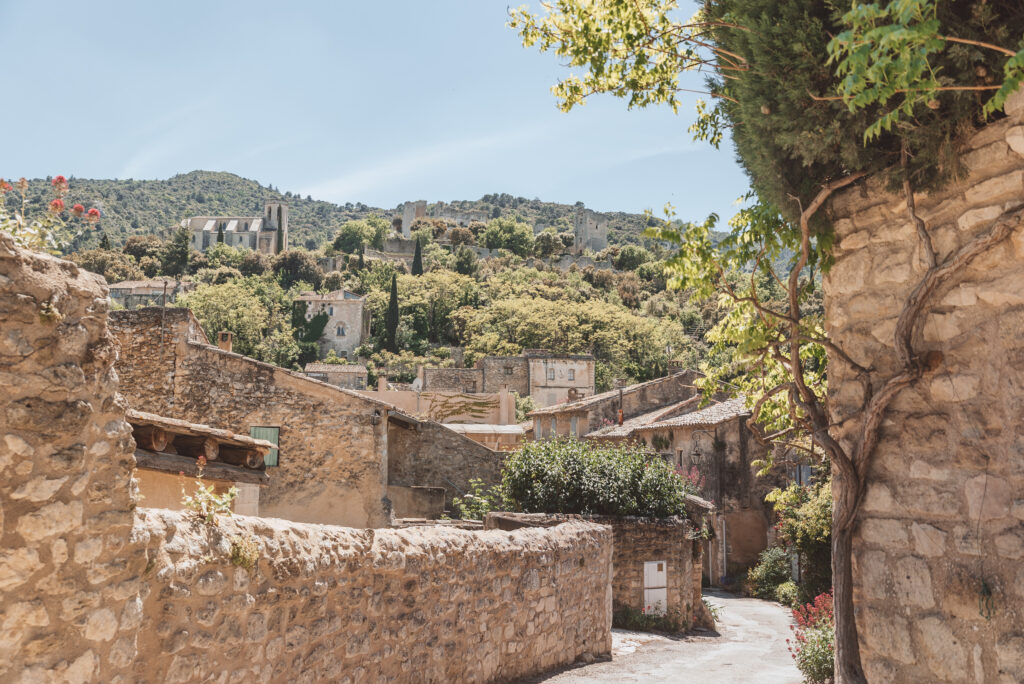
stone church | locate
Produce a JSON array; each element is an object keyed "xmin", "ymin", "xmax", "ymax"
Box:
[{"xmin": 181, "ymin": 200, "xmax": 288, "ymax": 255}]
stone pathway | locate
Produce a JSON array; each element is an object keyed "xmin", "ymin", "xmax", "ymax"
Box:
[{"xmin": 520, "ymin": 591, "xmax": 802, "ymax": 683}]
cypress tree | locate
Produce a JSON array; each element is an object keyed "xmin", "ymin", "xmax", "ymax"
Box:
[
  {"xmin": 99, "ymin": 232, "xmax": 111, "ymax": 250},
  {"xmin": 216, "ymin": 224, "xmax": 225, "ymax": 243},
  {"xmin": 384, "ymin": 274, "xmax": 399, "ymax": 353},
  {"xmin": 411, "ymin": 239, "xmax": 423, "ymax": 276}
]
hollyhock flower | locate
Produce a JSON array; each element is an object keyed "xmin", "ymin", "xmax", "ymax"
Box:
[
  {"xmin": 0, "ymin": 180, "xmax": 12, "ymax": 194},
  {"xmin": 17, "ymin": 178, "xmax": 28, "ymax": 191},
  {"xmin": 72, "ymin": 204, "xmax": 85, "ymax": 217},
  {"xmin": 51, "ymin": 175, "xmax": 67, "ymax": 187},
  {"xmin": 49, "ymin": 199, "xmax": 64, "ymax": 213},
  {"xmin": 86, "ymin": 207, "xmax": 101, "ymax": 222}
]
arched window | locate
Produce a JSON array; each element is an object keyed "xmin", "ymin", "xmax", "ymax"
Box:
[{"xmin": 336, "ymin": 325, "xmax": 346, "ymax": 337}]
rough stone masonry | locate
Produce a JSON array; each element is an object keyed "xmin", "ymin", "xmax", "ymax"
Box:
[
  {"xmin": 0, "ymin": 233, "xmax": 613, "ymax": 683},
  {"xmin": 825, "ymin": 94, "xmax": 1024, "ymax": 682}
]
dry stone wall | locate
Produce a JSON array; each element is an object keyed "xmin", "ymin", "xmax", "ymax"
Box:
[
  {"xmin": 825, "ymin": 99, "xmax": 1024, "ymax": 683},
  {"xmin": 0, "ymin": 235, "xmax": 614, "ymax": 683}
]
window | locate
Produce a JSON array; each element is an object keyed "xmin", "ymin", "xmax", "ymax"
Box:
[
  {"xmin": 249, "ymin": 427, "xmax": 279, "ymax": 467},
  {"xmin": 336, "ymin": 325, "xmax": 346, "ymax": 337},
  {"xmin": 547, "ymin": 368, "xmax": 555, "ymax": 381},
  {"xmin": 568, "ymin": 369, "xmax": 575, "ymax": 381},
  {"xmin": 504, "ymin": 366, "xmax": 513, "ymax": 375},
  {"xmin": 570, "ymin": 416, "xmax": 578, "ymax": 437},
  {"xmin": 550, "ymin": 417, "xmax": 557, "ymax": 436},
  {"xmin": 328, "ymin": 306, "xmax": 334, "ymax": 316}
]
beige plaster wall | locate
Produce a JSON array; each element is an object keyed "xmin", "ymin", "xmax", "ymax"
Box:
[{"xmin": 825, "ymin": 102, "xmax": 1024, "ymax": 682}]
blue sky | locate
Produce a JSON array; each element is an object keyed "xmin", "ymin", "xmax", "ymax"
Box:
[{"xmin": 1, "ymin": 1, "xmax": 750, "ymax": 220}]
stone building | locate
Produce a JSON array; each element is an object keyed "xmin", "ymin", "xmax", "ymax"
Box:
[
  {"xmin": 109, "ymin": 307, "xmax": 393, "ymax": 527},
  {"xmin": 400, "ymin": 199, "xmax": 426, "ymax": 238},
  {"xmin": 529, "ymin": 369, "xmax": 701, "ymax": 439},
  {"xmin": 429, "ymin": 202, "xmax": 489, "ymax": 226},
  {"xmin": 571, "ymin": 205, "xmax": 609, "ymax": 255},
  {"xmin": 821, "ymin": 93, "xmax": 1024, "ymax": 682},
  {"xmin": 303, "ymin": 362, "xmax": 368, "ymax": 390},
  {"xmin": 181, "ymin": 200, "xmax": 288, "ymax": 255},
  {"xmin": 108, "ymin": 278, "xmax": 193, "ymax": 310},
  {"xmin": 420, "ymin": 349, "xmax": 596, "ymax": 407},
  {"xmin": 294, "ymin": 288, "xmax": 370, "ymax": 359}
]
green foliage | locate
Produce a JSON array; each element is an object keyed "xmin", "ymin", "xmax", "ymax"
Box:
[
  {"xmin": 180, "ymin": 473, "xmax": 237, "ymax": 525},
  {"xmin": 271, "ymin": 249, "xmax": 323, "ymax": 290},
  {"xmin": 613, "ymin": 244, "xmax": 652, "ymax": 271},
  {"xmin": 161, "ymin": 228, "xmax": 191, "ymax": 276},
  {"xmin": 451, "ymin": 478, "xmax": 504, "ymax": 521},
  {"xmin": 333, "ymin": 219, "xmax": 377, "ymax": 253},
  {"xmin": 482, "ymin": 216, "xmax": 535, "ymax": 256},
  {"xmin": 176, "ymin": 280, "xmax": 270, "ymax": 357},
  {"xmin": 767, "ymin": 479, "xmax": 833, "ymax": 602},
  {"xmin": 411, "ymin": 239, "xmax": 423, "ymax": 275},
  {"xmin": 501, "ymin": 439, "xmax": 696, "ymax": 518},
  {"xmin": 384, "ymin": 274, "xmax": 399, "ymax": 353},
  {"xmin": 533, "ymin": 229, "xmax": 563, "ymax": 258},
  {"xmin": 775, "ymin": 580, "xmax": 800, "ymax": 607},
  {"xmin": 514, "ymin": 393, "xmax": 536, "ymax": 423},
  {"xmin": 793, "ymin": 622, "xmax": 835, "ymax": 684},
  {"xmin": 612, "ymin": 603, "xmax": 687, "ymax": 634},
  {"xmin": 229, "ymin": 535, "xmax": 259, "ymax": 571},
  {"xmin": 746, "ymin": 546, "xmax": 792, "ymax": 600},
  {"xmin": 69, "ymin": 248, "xmax": 143, "ymax": 283},
  {"xmin": 453, "ymin": 245, "xmax": 480, "ymax": 277}
]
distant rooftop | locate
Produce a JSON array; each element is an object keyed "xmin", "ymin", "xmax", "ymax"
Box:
[
  {"xmin": 304, "ymin": 363, "xmax": 367, "ymax": 374},
  {"xmin": 529, "ymin": 369, "xmax": 697, "ymax": 416},
  {"xmin": 295, "ymin": 289, "xmax": 365, "ymax": 302},
  {"xmin": 633, "ymin": 397, "xmax": 749, "ymax": 431}
]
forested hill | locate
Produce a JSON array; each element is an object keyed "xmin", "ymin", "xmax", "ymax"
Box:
[{"xmin": 12, "ymin": 170, "xmax": 653, "ymax": 252}]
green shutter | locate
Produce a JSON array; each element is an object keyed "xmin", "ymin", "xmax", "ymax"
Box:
[{"xmin": 249, "ymin": 427, "xmax": 280, "ymax": 467}]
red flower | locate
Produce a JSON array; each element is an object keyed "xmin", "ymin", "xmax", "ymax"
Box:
[
  {"xmin": 49, "ymin": 199, "xmax": 65, "ymax": 213},
  {"xmin": 0, "ymin": 180, "xmax": 12, "ymax": 194},
  {"xmin": 51, "ymin": 175, "xmax": 67, "ymax": 187},
  {"xmin": 86, "ymin": 207, "xmax": 101, "ymax": 223},
  {"xmin": 72, "ymin": 204, "xmax": 85, "ymax": 217}
]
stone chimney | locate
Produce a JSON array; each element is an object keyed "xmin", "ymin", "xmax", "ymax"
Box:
[
  {"xmin": 377, "ymin": 375, "xmax": 387, "ymax": 392},
  {"xmin": 217, "ymin": 331, "xmax": 233, "ymax": 353}
]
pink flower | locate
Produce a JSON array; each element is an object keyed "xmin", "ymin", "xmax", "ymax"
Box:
[
  {"xmin": 86, "ymin": 207, "xmax": 101, "ymax": 223},
  {"xmin": 49, "ymin": 199, "xmax": 64, "ymax": 213},
  {"xmin": 51, "ymin": 175, "xmax": 67, "ymax": 187},
  {"xmin": 0, "ymin": 180, "xmax": 12, "ymax": 194},
  {"xmin": 72, "ymin": 204, "xmax": 85, "ymax": 217}
]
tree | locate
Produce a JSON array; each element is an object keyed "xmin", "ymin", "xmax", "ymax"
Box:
[
  {"xmin": 511, "ymin": 2, "xmax": 1024, "ymax": 680},
  {"xmin": 533, "ymin": 229, "xmax": 563, "ymax": 258},
  {"xmin": 216, "ymin": 224, "xmax": 224, "ymax": 243},
  {"xmin": 161, "ymin": 228, "xmax": 191, "ymax": 277},
  {"xmin": 69, "ymin": 248, "xmax": 143, "ymax": 284},
  {"xmin": 482, "ymin": 216, "xmax": 534, "ymax": 256},
  {"xmin": 98, "ymin": 232, "xmax": 111, "ymax": 250},
  {"xmin": 411, "ymin": 239, "xmax": 423, "ymax": 276},
  {"xmin": 613, "ymin": 245, "xmax": 651, "ymax": 271},
  {"xmin": 453, "ymin": 245, "xmax": 480, "ymax": 277},
  {"xmin": 237, "ymin": 251, "xmax": 269, "ymax": 277},
  {"xmin": 175, "ymin": 281, "xmax": 270, "ymax": 358},
  {"xmin": 384, "ymin": 274, "xmax": 399, "ymax": 353},
  {"xmin": 122, "ymin": 235, "xmax": 163, "ymax": 262},
  {"xmin": 271, "ymin": 249, "xmax": 323, "ymax": 290},
  {"xmin": 322, "ymin": 271, "xmax": 345, "ymax": 292},
  {"xmin": 333, "ymin": 220, "xmax": 371, "ymax": 254}
]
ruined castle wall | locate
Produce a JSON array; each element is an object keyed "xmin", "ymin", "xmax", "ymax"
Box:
[
  {"xmin": 825, "ymin": 103, "xmax": 1024, "ymax": 682},
  {"xmin": 1, "ymin": 236, "xmax": 614, "ymax": 682},
  {"xmin": 110, "ymin": 308, "xmax": 391, "ymax": 529}
]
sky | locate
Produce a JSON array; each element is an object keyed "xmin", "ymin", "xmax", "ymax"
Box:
[{"xmin": 1, "ymin": 1, "xmax": 750, "ymax": 221}]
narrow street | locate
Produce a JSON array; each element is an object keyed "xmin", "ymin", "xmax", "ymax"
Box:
[{"xmin": 522, "ymin": 591, "xmax": 801, "ymax": 683}]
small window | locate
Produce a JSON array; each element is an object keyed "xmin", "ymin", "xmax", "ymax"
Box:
[
  {"xmin": 550, "ymin": 417, "xmax": 557, "ymax": 435},
  {"xmin": 336, "ymin": 325, "xmax": 346, "ymax": 337},
  {"xmin": 504, "ymin": 366, "xmax": 513, "ymax": 375},
  {"xmin": 328, "ymin": 306, "xmax": 334, "ymax": 316},
  {"xmin": 547, "ymin": 368, "xmax": 555, "ymax": 381},
  {"xmin": 249, "ymin": 426, "xmax": 279, "ymax": 467},
  {"xmin": 568, "ymin": 369, "xmax": 575, "ymax": 381},
  {"xmin": 570, "ymin": 416, "xmax": 578, "ymax": 437}
]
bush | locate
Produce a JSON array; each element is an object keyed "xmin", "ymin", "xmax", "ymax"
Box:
[
  {"xmin": 788, "ymin": 591, "xmax": 834, "ymax": 684},
  {"xmin": 612, "ymin": 603, "xmax": 686, "ymax": 634},
  {"xmin": 768, "ymin": 479, "xmax": 832, "ymax": 603},
  {"xmin": 746, "ymin": 546, "xmax": 791, "ymax": 600},
  {"xmin": 775, "ymin": 580, "xmax": 800, "ymax": 607},
  {"xmin": 501, "ymin": 438, "xmax": 696, "ymax": 518},
  {"xmin": 450, "ymin": 478, "xmax": 503, "ymax": 521}
]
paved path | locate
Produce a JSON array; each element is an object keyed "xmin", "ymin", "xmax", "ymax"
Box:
[{"xmin": 520, "ymin": 591, "xmax": 801, "ymax": 683}]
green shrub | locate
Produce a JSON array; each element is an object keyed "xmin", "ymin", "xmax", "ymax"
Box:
[
  {"xmin": 746, "ymin": 546, "xmax": 791, "ymax": 600},
  {"xmin": 501, "ymin": 438, "xmax": 696, "ymax": 517},
  {"xmin": 451, "ymin": 478, "xmax": 503, "ymax": 521},
  {"xmin": 775, "ymin": 580, "xmax": 799, "ymax": 607},
  {"xmin": 612, "ymin": 604, "xmax": 686, "ymax": 634}
]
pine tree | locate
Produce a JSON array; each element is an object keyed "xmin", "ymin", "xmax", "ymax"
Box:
[
  {"xmin": 217, "ymin": 224, "xmax": 225, "ymax": 243},
  {"xmin": 411, "ymin": 239, "xmax": 423, "ymax": 276},
  {"xmin": 384, "ymin": 274, "xmax": 399, "ymax": 353},
  {"xmin": 99, "ymin": 232, "xmax": 111, "ymax": 250}
]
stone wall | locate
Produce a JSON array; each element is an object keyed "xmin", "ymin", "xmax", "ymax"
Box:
[
  {"xmin": 420, "ymin": 366, "xmax": 484, "ymax": 393},
  {"xmin": 486, "ymin": 513, "xmax": 705, "ymax": 629},
  {"xmin": 110, "ymin": 308, "xmax": 392, "ymax": 528},
  {"xmin": 477, "ymin": 356, "xmax": 529, "ymax": 395},
  {"xmin": 1, "ymin": 234, "xmax": 615, "ymax": 682},
  {"xmin": 387, "ymin": 420, "xmax": 506, "ymax": 507},
  {"xmin": 0, "ymin": 233, "xmax": 141, "ymax": 682},
  {"xmin": 824, "ymin": 102, "xmax": 1024, "ymax": 682}
]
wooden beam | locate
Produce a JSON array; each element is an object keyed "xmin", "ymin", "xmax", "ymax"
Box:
[
  {"xmin": 134, "ymin": 449, "xmax": 269, "ymax": 486},
  {"xmin": 132, "ymin": 424, "xmax": 168, "ymax": 452},
  {"xmin": 171, "ymin": 435, "xmax": 219, "ymax": 461}
]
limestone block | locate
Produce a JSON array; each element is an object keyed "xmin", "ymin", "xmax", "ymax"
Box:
[
  {"xmin": 963, "ymin": 141, "xmax": 1013, "ymax": 175},
  {"xmin": 859, "ymin": 518, "xmax": 908, "ymax": 548},
  {"xmin": 862, "ymin": 483, "xmax": 895, "ymax": 514},
  {"xmin": 195, "ymin": 569, "xmax": 229, "ymax": 596},
  {"xmin": 922, "ymin": 312, "xmax": 962, "ymax": 343},
  {"xmin": 916, "ymin": 617, "xmax": 968, "ymax": 682},
  {"xmin": 965, "ymin": 170, "xmax": 1024, "ymax": 204},
  {"xmin": 940, "ymin": 285, "xmax": 978, "ymax": 307},
  {"xmin": 891, "ymin": 556, "xmax": 934, "ymax": 608},
  {"xmin": 859, "ymin": 611, "xmax": 915, "ymax": 664},
  {"xmin": 15, "ymin": 500, "xmax": 83, "ymax": 543},
  {"xmin": 63, "ymin": 651, "xmax": 98, "ymax": 684},
  {"xmin": 976, "ymin": 272, "xmax": 1024, "ymax": 307},
  {"xmin": 930, "ymin": 374, "xmax": 979, "ymax": 402},
  {"xmin": 995, "ymin": 635, "xmax": 1024, "ymax": 682},
  {"xmin": 994, "ymin": 533, "xmax": 1024, "ymax": 559},
  {"xmin": 1006, "ymin": 86, "xmax": 1024, "ymax": 119},
  {"xmin": 958, "ymin": 205, "xmax": 1004, "ymax": 233},
  {"xmin": 965, "ymin": 474, "xmax": 1012, "ymax": 520},
  {"xmin": 10, "ymin": 476, "xmax": 68, "ymax": 502},
  {"xmin": 910, "ymin": 523, "xmax": 947, "ymax": 557},
  {"xmin": 83, "ymin": 608, "xmax": 118, "ymax": 642}
]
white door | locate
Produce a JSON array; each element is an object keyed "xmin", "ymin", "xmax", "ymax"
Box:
[{"xmin": 643, "ymin": 560, "xmax": 668, "ymax": 615}]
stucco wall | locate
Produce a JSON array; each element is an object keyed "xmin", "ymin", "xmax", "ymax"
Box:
[
  {"xmin": 824, "ymin": 103, "xmax": 1024, "ymax": 682},
  {"xmin": 111, "ymin": 308, "xmax": 391, "ymax": 528},
  {"xmin": 1, "ymin": 234, "xmax": 616, "ymax": 683}
]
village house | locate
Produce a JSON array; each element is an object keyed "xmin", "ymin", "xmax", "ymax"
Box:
[
  {"xmin": 108, "ymin": 278, "xmax": 193, "ymax": 309},
  {"xmin": 181, "ymin": 200, "xmax": 288, "ymax": 255},
  {"xmin": 528, "ymin": 369, "xmax": 702, "ymax": 439},
  {"xmin": 420, "ymin": 349, "xmax": 595, "ymax": 407},
  {"xmin": 304, "ymin": 362, "xmax": 369, "ymax": 390},
  {"xmin": 294, "ymin": 288, "xmax": 370, "ymax": 359},
  {"xmin": 110, "ymin": 307, "xmax": 393, "ymax": 527}
]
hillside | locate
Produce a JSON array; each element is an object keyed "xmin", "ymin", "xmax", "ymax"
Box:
[{"xmin": 11, "ymin": 171, "xmax": 655, "ymax": 252}]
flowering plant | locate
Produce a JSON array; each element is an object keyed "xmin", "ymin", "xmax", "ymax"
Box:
[
  {"xmin": 787, "ymin": 590, "xmax": 834, "ymax": 683},
  {"xmin": 0, "ymin": 175, "xmax": 101, "ymax": 252},
  {"xmin": 179, "ymin": 455, "xmax": 238, "ymax": 525}
]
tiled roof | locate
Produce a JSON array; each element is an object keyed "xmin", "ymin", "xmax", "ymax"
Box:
[
  {"xmin": 585, "ymin": 396, "xmax": 702, "ymax": 438},
  {"xmin": 633, "ymin": 397, "xmax": 749, "ymax": 431},
  {"xmin": 529, "ymin": 370, "xmax": 697, "ymax": 416},
  {"xmin": 295, "ymin": 289, "xmax": 364, "ymax": 302},
  {"xmin": 109, "ymin": 279, "xmax": 190, "ymax": 290},
  {"xmin": 304, "ymin": 363, "xmax": 367, "ymax": 374}
]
